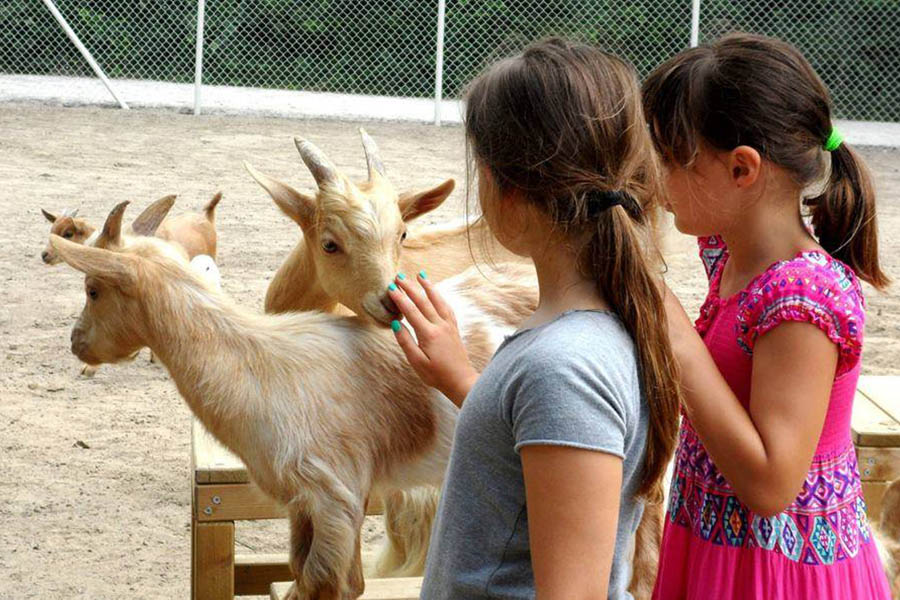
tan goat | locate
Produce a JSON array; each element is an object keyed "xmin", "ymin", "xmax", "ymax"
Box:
[
  {"xmin": 51, "ymin": 201, "xmax": 536, "ymax": 600},
  {"xmin": 250, "ymin": 130, "xmax": 526, "ymax": 321},
  {"xmin": 41, "ymin": 191, "xmax": 221, "ymax": 264},
  {"xmin": 246, "ymin": 130, "xmax": 534, "ymax": 578},
  {"xmin": 43, "ymin": 197, "xmax": 185, "ymax": 376}
]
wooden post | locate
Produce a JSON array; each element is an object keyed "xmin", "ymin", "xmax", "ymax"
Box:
[{"xmin": 193, "ymin": 521, "xmax": 235, "ymax": 600}]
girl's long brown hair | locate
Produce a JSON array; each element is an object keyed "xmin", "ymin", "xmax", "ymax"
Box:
[
  {"xmin": 642, "ymin": 32, "xmax": 888, "ymax": 289},
  {"xmin": 464, "ymin": 38, "xmax": 681, "ymax": 500}
]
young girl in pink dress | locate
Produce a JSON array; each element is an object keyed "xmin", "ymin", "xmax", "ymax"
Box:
[{"xmin": 643, "ymin": 33, "xmax": 892, "ymax": 598}]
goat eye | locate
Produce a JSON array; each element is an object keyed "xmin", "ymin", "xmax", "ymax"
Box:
[
  {"xmin": 63, "ymin": 231, "xmax": 74, "ymax": 239},
  {"xmin": 88, "ymin": 289, "xmax": 98, "ymax": 300},
  {"xmin": 322, "ymin": 240, "xmax": 340, "ymax": 254},
  {"xmin": 400, "ymin": 231, "xmax": 408, "ymax": 242}
]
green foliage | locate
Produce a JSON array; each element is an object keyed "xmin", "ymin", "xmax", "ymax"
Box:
[{"xmin": 1, "ymin": 0, "xmax": 897, "ymax": 120}]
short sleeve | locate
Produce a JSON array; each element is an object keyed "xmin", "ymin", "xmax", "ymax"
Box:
[
  {"xmin": 506, "ymin": 356, "xmax": 629, "ymax": 458},
  {"xmin": 736, "ymin": 252, "xmax": 866, "ymax": 375},
  {"xmin": 698, "ymin": 235, "xmax": 727, "ymax": 282}
]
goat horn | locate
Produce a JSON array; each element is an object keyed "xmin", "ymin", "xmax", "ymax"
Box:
[
  {"xmin": 294, "ymin": 137, "xmax": 340, "ymax": 189},
  {"xmin": 95, "ymin": 201, "xmax": 130, "ymax": 249},
  {"xmin": 358, "ymin": 128, "xmax": 386, "ymax": 180}
]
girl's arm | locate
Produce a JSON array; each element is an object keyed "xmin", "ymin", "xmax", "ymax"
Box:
[
  {"xmin": 387, "ymin": 273, "xmax": 479, "ymax": 406},
  {"xmin": 522, "ymin": 445, "xmax": 620, "ymax": 600},
  {"xmin": 665, "ymin": 286, "xmax": 835, "ymax": 516}
]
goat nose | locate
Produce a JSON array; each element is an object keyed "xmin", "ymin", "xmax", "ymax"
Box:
[
  {"xmin": 380, "ymin": 292, "xmax": 399, "ymax": 315},
  {"xmin": 41, "ymin": 251, "xmax": 50, "ymax": 263}
]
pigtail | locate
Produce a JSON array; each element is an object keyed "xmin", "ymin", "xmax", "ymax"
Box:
[{"xmin": 805, "ymin": 144, "xmax": 889, "ymax": 289}]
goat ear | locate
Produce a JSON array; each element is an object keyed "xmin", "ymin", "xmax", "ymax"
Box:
[
  {"xmin": 94, "ymin": 201, "xmax": 130, "ymax": 249},
  {"xmin": 42, "ymin": 208, "xmax": 58, "ymax": 223},
  {"xmin": 50, "ymin": 235, "xmax": 138, "ymax": 290},
  {"xmin": 244, "ymin": 162, "xmax": 315, "ymax": 230},
  {"xmin": 399, "ymin": 178, "xmax": 455, "ymax": 222},
  {"xmin": 132, "ymin": 194, "xmax": 175, "ymax": 237}
]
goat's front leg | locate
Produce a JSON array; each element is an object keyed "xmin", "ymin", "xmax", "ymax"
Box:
[
  {"xmin": 283, "ymin": 510, "xmax": 314, "ymax": 600},
  {"xmin": 302, "ymin": 495, "xmax": 365, "ymax": 600},
  {"xmin": 79, "ymin": 363, "xmax": 97, "ymax": 377}
]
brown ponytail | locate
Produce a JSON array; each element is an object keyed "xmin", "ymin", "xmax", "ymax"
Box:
[
  {"xmin": 590, "ymin": 208, "xmax": 681, "ymax": 500},
  {"xmin": 643, "ymin": 32, "xmax": 888, "ymax": 290},
  {"xmin": 805, "ymin": 144, "xmax": 889, "ymax": 288},
  {"xmin": 463, "ymin": 38, "xmax": 681, "ymax": 499}
]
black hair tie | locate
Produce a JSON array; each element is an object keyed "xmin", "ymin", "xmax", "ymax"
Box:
[{"xmin": 586, "ymin": 189, "xmax": 642, "ymax": 219}]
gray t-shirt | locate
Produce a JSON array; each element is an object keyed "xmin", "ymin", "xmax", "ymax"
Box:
[{"xmin": 420, "ymin": 310, "xmax": 648, "ymax": 600}]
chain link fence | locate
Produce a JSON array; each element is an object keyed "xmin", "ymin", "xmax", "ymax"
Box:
[{"xmin": 1, "ymin": 1, "xmax": 898, "ymax": 122}]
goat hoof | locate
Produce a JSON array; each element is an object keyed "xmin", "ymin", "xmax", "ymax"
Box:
[
  {"xmin": 80, "ymin": 365, "xmax": 97, "ymax": 378},
  {"xmin": 149, "ymin": 351, "xmax": 158, "ymax": 364}
]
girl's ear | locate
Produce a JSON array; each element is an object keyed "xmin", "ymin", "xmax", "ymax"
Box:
[{"xmin": 729, "ymin": 145, "xmax": 762, "ymax": 188}]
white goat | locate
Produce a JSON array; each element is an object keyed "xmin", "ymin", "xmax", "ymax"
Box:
[{"xmin": 50, "ymin": 203, "xmax": 536, "ymax": 600}]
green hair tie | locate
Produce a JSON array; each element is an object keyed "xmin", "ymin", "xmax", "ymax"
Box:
[{"xmin": 824, "ymin": 128, "xmax": 843, "ymax": 152}]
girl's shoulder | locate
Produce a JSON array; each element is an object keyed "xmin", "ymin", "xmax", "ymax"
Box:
[{"xmin": 736, "ymin": 250, "xmax": 866, "ymax": 374}]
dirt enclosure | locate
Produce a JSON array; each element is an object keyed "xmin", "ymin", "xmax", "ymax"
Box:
[{"xmin": 0, "ymin": 104, "xmax": 898, "ymax": 599}]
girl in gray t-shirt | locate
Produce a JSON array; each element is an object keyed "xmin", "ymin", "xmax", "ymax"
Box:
[{"xmin": 386, "ymin": 38, "xmax": 681, "ymax": 600}]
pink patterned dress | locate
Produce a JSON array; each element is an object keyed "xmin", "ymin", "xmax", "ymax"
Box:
[{"xmin": 653, "ymin": 236, "xmax": 891, "ymax": 599}]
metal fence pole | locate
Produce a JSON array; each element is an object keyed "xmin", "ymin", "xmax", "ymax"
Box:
[
  {"xmin": 433, "ymin": 0, "xmax": 446, "ymax": 126},
  {"xmin": 40, "ymin": 0, "xmax": 129, "ymax": 109},
  {"xmin": 194, "ymin": 0, "xmax": 206, "ymax": 115},
  {"xmin": 690, "ymin": 0, "xmax": 701, "ymax": 47}
]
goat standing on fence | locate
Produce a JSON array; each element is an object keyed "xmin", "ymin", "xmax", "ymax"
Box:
[
  {"xmin": 245, "ymin": 129, "xmax": 534, "ymax": 578},
  {"xmin": 50, "ymin": 201, "xmax": 535, "ymax": 600}
]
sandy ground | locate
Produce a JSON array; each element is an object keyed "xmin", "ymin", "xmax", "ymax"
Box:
[{"xmin": 0, "ymin": 104, "xmax": 898, "ymax": 599}]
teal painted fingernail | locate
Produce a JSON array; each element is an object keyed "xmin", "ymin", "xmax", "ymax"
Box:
[
  {"xmin": 397, "ymin": 272, "xmax": 406, "ymax": 280},
  {"xmin": 419, "ymin": 270, "xmax": 427, "ymax": 279},
  {"xmin": 388, "ymin": 283, "xmax": 397, "ymax": 291},
  {"xmin": 391, "ymin": 320, "xmax": 401, "ymax": 333}
]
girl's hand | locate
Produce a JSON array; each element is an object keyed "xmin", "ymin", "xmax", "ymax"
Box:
[{"xmin": 387, "ymin": 271, "xmax": 479, "ymax": 406}]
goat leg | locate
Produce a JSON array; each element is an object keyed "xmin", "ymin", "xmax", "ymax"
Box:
[
  {"xmin": 347, "ymin": 529, "xmax": 365, "ymax": 599},
  {"xmin": 285, "ymin": 510, "xmax": 314, "ymax": 600},
  {"xmin": 301, "ymin": 493, "xmax": 365, "ymax": 600},
  {"xmin": 628, "ymin": 499, "xmax": 664, "ymax": 600}
]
